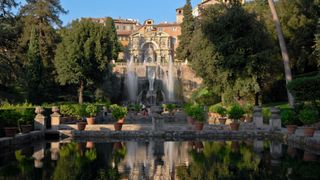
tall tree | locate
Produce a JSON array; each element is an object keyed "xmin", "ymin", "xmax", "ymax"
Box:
[
  {"xmin": 267, "ymin": 0, "xmax": 295, "ymax": 106},
  {"xmin": 314, "ymin": 19, "xmax": 320, "ymax": 68},
  {"xmin": 192, "ymin": 3, "xmax": 278, "ymax": 105},
  {"xmin": 25, "ymin": 27, "xmax": 43, "ymax": 103},
  {"xmin": 54, "ymin": 19, "xmax": 118, "ymax": 104},
  {"xmin": 176, "ymin": 0, "xmax": 195, "ymax": 61},
  {"xmin": 18, "ymin": 0, "xmax": 67, "ymax": 102},
  {"xmin": 105, "ymin": 17, "xmax": 121, "ymax": 60}
]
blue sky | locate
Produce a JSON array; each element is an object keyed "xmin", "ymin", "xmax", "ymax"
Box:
[{"xmin": 17, "ymin": 0, "xmax": 203, "ymax": 25}]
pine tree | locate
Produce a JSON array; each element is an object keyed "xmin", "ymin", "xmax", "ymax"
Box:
[
  {"xmin": 176, "ymin": 0, "xmax": 195, "ymax": 61},
  {"xmin": 105, "ymin": 17, "xmax": 121, "ymax": 60},
  {"xmin": 25, "ymin": 27, "xmax": 43, "ymax": 103}
]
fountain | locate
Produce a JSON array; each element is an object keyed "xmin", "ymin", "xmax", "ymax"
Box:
[
  {"xmin": 127, "ymin": 55, "xmax": 138, "ymax": 102},
  {"xmin": 167, "ymin": 53, "xmax": 175, "ymax": 102}
]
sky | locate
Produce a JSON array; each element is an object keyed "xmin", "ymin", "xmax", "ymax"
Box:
[{"xmin": 17, "ymin": 0, "xmax": 203, "ymax": 25}]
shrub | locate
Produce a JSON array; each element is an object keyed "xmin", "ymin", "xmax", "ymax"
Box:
[
  {"xmin": 74, "ymin": 104, "xmax": 86, "ymax": 120},
  {"xmin": 280, "ymin": 109, "xmax": 298, "ymax": 126},
  {"xmin": 209, "ymin": 105, "xmax": 226, "ymax": 117},
  {"xmin": 60, "ymin": 104, "xmax": 76, "ymax": 116},
  {"xmin": 298, "ymin": 108, "xmax": 319, "ymax": 126},
  {"xmin": 85, "ymin": 104, "xmax": 98, "ymax": 117},
  {"xmin": 0, "ymin": 108, "xmax": 34, "ymax": 127},
  {"xmin": 228, "ymin": 104, "xmax": 245, "ymax": 121},
  {"xmin": 287, "ymin": 75, "xmax": 320, "ymax": 112},
  {"xmin": 110, "ymin": 104, "xmax": 128, "ymax": 120},
  {"xmin": 185, "ymin": 104, "xmax": 205, "ymax": 122}
]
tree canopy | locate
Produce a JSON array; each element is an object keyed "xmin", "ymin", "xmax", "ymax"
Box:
[{"xmin": 54, "ymin": 19, "xmax": 119, "ymax": 104}]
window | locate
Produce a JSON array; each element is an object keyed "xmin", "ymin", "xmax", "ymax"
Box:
[
  {"xmin": 122, "ymin": 26, "xmax": 126, "ymax": 30},
  {"xmin": 116, "ymin": 25, "xmax": 119, "ymax": 30},
  {"xmin": 172, "ymin": 27, "xmax": 177, "ymax": 31},
  {"xmin": 130, "ymin": 25, "xmax": 134, "ymax": 30}
]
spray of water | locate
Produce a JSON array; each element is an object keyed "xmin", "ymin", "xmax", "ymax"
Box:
[
  {"xmin": 127, "ymin": 56, "xmax": 138, "ymax": 102},
  {"xmin": 167, "ymin": 54, "xmax": 175, "ymax": 102}
]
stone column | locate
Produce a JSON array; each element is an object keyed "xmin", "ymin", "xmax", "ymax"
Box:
[
  {"xmin": 270, "ymin": 141, "xmax": 282, "ymax": 167},
  {"xmin": 33, "ymin": 142, "xmax": 45, "ymax": 168},
  {"xmin": 269, "ymin": 107, "xmax": 281, "ymax": 131},
  {"xmin": 253, "ymin": 140, "xmax": 264, "ymax": 153},
  {"xmin": 34, "ymin": 106, "xmax": 46, "ymax": 131},
  {"xmin": 51, "ymin": 106, "xmax": 61, "ymax": 130},
  {"xmin": 50, "ymin": 142, "xmax": 60, "ymax": 160},
  {"xmin": 253, "ymin": 106, "xmax": 263, "ymax": 129}
]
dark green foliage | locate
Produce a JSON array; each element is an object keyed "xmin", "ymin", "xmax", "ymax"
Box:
[
  {"xmin": 85, "ymin": 104, "xmax": 98, "ymax": 117},
  {"xmin": 184, "ymin": 104, "xmax": 205, "ymax": 122},
  {"xmin": 176, "ymin": 0, "xmax": 195, "ymax": 61},
  {"xmin": 209, "ymin": 105, "xmax": 227, "ymax": 117},
  {"xmin": 191, "ymin": 3, "xmax": 278, "ymax": 105},
  {"xmin": 276, "ymin": 0, "xmax": 320, "ymax": 74},
  {"xmin": 287, "ymin": 75, "xmax": 320, "ymax": 112},
  {"xmin": 25, "ymin": 27, "xmax": 44, "ymax": 103},
  {"xmin": 298, "ymin": 108, "xmax": 318, "ymax": 125},
  {"xmin": 54, "ymin": 19, "xmax": 118, "ymax": 103},
  {"xmin": 228, "ymin": 104, "xmax": 245, "ymax": 120},
  {"xmin": 280, "ymin": 108, "xmax": 298, "ymax": 125},
  {"xmin": 110, "ymin": 104, "xmax": 127, "ymax": 120},
  {"xmin": 0, "ymin": 108, "xmax": 34, "ymax": 127}
]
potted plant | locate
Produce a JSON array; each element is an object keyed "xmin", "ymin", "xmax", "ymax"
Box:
[
  {"xmin": 228, "ymin": 104, "xmax": 245, "ymax": 131},
  {"xmin": 167, "ymin": 104, "xmax": 176, "ymax": 115},
  {"xmin": 85, "ymin": 104, "xmax": 98, "ymax": 125},
  {"xmin": 110, "ymin": 104, "xmax": 128, "ymax": 131},
  {"xmin": 298, "ymin": 108, "xmax": 318, "ymax": 137},
  {"xmin": 190, "ymin": 104, "xmax": 206, "ymax": 131},
  {"xmin": 216, "ymin": 106, "xmax": 227, "ymax": 125},
  {"xmin": 281, "ymin": 109, "xmax": 298, "ymax": 134},
  {"xmin": 18, "ymin": 108, "xmax": 34, "ymax": 133},
  {"xmin": 208, "ymin": 105, "xmax": 221, "ymax": 120},
  {"xmin": 75, "ymin": 104, "xmax": 87, "ymax": 131},
  {"xmin": 1, "ymin": 110, "xmax": 19, "ymax": 137},
  {"xmin": 184, "ymin": 103, "xmax": 195, "ymax": 125}
]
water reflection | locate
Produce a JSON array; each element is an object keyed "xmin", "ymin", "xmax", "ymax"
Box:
[{"xmin": 0, "ymin": 140, "xmax": 320, "ymax": 179}]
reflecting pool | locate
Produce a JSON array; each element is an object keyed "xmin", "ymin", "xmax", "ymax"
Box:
[{"xmin": 0, "ymin": 140, "xmax": 319, "ymax": 179}]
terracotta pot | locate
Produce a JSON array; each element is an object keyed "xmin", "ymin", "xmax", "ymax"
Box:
[
  {"xmin": 303, "ymin": 151, "xmax": 317, "ymax": 162},
  {"xmin": 240, "ymin": 117, "xmax": 245, "ymax": 122},
  {"xmin": 86, "ymin": 141, "xmax": 95, "ymax": 149},
  {"xmin": 303, "ymin": 127, "xmax": 316, "ymax": 137},
  {"xmin": 218, "ymin": 117, "xmax": 227, "ymax": 125},
  {"xmin": 20, "ymin": 125, "xmax": 33, "ymax": 133},
  {"xmin": 117, "ymin": 117, "xmax": 125, "ymax": 124},
  {"xmin": 286, "ymin": 125, "xmax": 297, "ymax": 135},
  {"xmin": 194, "ymin": 122, "xmax": 204, "ymax": 131},
  {"xmin": 4, "ymin": 127, "xmax": 18, "ymax": 137},
  {"xmin": 230, "ymin": 122, "xmax": 240, "ymax": 131},
  {"xmin": 246, "ymin": 116, "xmax": 253, "ymax": 123},
  {"xmin": 114, "ymin": 122, "xmax": 123, "ymax": 131},
  {"xmin": 86, "ymin": 117, "xmax": 95, "ymax": 125},
  {"xmin": 113, "ymin": 142, "xmax": 123, "ymax": 150},
  {"xmin": 187, "ymin": 116, "xmax": 195, "ymax": 125},
  {"xmin": 287, "ymin": 147, "xmax": 297, "ymax": 158},
  {"xmin": 77, "ymin": 122, "xmax": 86, "ymax": 131}
]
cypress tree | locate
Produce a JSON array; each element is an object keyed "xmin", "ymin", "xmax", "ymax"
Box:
[{"xmin": 176, "ymin": 0, "xmax": 195, "ymax": 61}]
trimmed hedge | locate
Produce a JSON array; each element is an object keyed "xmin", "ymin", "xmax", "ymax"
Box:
[{"xmin": 287, "ymin": 75, "xmax": 320, "ymax": 102}]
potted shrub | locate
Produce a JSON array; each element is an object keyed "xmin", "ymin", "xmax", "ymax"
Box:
[
  {"xmin": 1, "ymin": 110, "xmax": 19, "ymax": 137},
  {"xmin": 18, "ymin": 108, "xmax": 34, "ymax": 133},
  {"xmin": 167, "ymin": 104, "xmax": 177, "ymax": 115},
  {"xmin": 74, "ymin": 104, "xmax": 87, "ymax": 131},
  {"xmin": 208, "ymin": 105, "xmax": 221, "ymax": 120},
  {"xmin": 184, "ymin": 104, "xmax": 195, "ymax": 125},
  {"xmin": 298, "ymin": 108, "xmax": 318, "ymax": 137},
  {"xmin": 281, "ymin": 109, "xmax": 298, "ymax": 134},
  {"xmin": 228, "ymin": 104, "xmax": 245, "ymax": 131},
  {"xmin": 85, "ymin": 104, "xmax": 98, "ymax": 125},
  {"xmin": 216, "ymin": 106, "xmax": 227, "ymax": 125},
  {"xmin": 190, "ymin": 104, "xmax": 206, "ymax": 131},
  {"xmin": 110, "ymin": 104, "xmax": 128, "ymax": 131}
]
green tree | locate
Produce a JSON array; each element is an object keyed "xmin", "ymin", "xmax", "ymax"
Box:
[
  {"xmin": 314, "ymin": 19, "xmax": 320, "ymax": 68},
  {"xmin": 104, "ymin": 17, "xmax": 121, "ymax": 60},
  {"xmin": 54, "ymin": 19, "xmax": 116, "ymax": 104},
  {"xmin": 176, "ymin": 0, "xmax": 195, "ymax": 61},
  {"xmin": 18, "ymin": 0, "xmax": 67, "ymax": 102},
  {"xmin": 191, "ymin": 3, "xmax": 278, "ymax": 105},
  {"xmin": 25, "ymin": 27, "xmax": 43, "ymax": 103}
]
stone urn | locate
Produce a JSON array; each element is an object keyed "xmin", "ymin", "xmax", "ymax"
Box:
[
  {"xmin": 194, "ymin": 122, "xmax": 204, "ymax": 131},
  {"xmin": 114, "ymin": 122, "xmax": 123, "ymax": 131},
  {"xmin": 77, "ymin": 122, "xmax": 86, "ymax": 131},
  {"xmin": 230, "ymin": 121, "xmax": 240, "ymax": 131},
  {"xmin": 303, "ymin": 127, "xmax": 316, "ymax": 137},
  {"xmin": 286, "ymin": 125, "xmax": 298, "ymax": 135},
  {"xmin": 218, "ymin": 117, "xmax": 227, "ymax": 125}
]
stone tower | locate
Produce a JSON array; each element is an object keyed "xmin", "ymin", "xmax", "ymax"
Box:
[{"xmin": 176, "ymin": 7, "xmax": 183, "ymax": 24}]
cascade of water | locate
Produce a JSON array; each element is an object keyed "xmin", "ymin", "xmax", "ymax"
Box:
[
  {"xmin": 167, "ymin": 54, "xmax": 175, "ymax": 101},
  {"xmin": 167, "ymin": 142, "xmax": 175, "ymax": 173},
  {"xmin": 127, "ymin": 56, "xmax": 138, "ymax": 102}
]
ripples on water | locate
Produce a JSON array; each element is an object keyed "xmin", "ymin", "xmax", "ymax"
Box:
[{"xmin": 0, "ymin": 140, "xmax": 319, "ymax": 179}]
